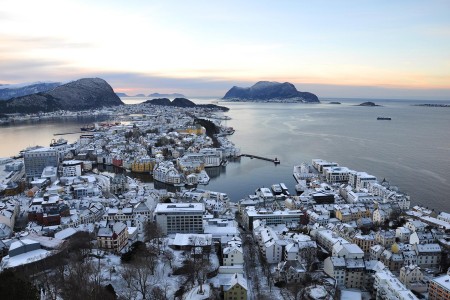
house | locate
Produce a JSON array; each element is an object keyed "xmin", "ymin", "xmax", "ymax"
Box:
[
  {"xmin": 332, "ymin": 243, "xmax": 364, "ymax": 259},
  {"xmin": 375, "ymin": 230, "xmax": 396, "ymax": 247},
  {"xmin": 406, "ymin": 220, "xmax": 427, "ymax": 232},
  {"xmin": 273, "ymin": 260, "xmax": 306, "ymax": 284},
  {"xmin": 395, "ymin": 227, "xmax": 411, "ymax": 243},
  {"xmin": 413, "ymin": 243, "xmax": 441, "ymax": 268},
  {"xmin": 223, "ymin": 273, "xmax": 248, "ymax": 300},
  {"xmin": 399, "ymin": 265, "xmax": 423, "ymax": 289},
  {"xmin": 409, "ymin": 231, "xmax": 435, "ymax": 244},
  {"xmin": 97, "ymin": 222, "xmax": 128, "ymax": 252},
  {"xmin": 223, "ymin": 244, "xmax": 244, "ymax": 266},
  {"xmin": 373, "ymin": 208, "xmax": 387, "ymax": 224},
  {"xmin": 324, "ymin": 256, "xmax": 366, "ymax": 289}
]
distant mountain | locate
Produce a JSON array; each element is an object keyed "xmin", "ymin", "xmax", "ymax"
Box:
[
  {"xmin": 0, "ymin": 78, "xmax": 123, "ymax": 113},
  {"xmin": 115, "ymin": 92, "xmax": 129, "ymax": 97},
  {"xmin": 149, "ymin": 92, "xmax": 185, "ymax": 98},
  {"xmin": 223, "ymin": 81, "xmax": 319, "ymax": 103},
  {"xmin": 144, "ymin": 98, "xmax": 229, "ymax": 111},
  {"xmin": 0, "ymin": 82, "xmax": 62, "ymax": 100}
]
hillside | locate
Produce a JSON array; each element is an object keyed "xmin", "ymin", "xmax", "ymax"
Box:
[
  {"xmin": 0, "ymin": 82, "xmax": 62, "ymax": 100},
  {"xmin": 0, "ymin": 78, "xmax": 123, "ymax": 113}
]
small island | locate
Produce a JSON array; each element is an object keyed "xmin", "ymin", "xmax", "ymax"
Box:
[
  {"xmin": 329, "ymin": 101, "xmax": 341, "ymax": 105},
  {"xmin": 357, "ymin": 101, "xmax": 380, "ymax": 107}
]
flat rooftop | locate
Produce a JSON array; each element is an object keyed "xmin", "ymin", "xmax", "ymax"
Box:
[{"xmin": 155, "ymin": 202, "xmax": 205, "ymax": 213}]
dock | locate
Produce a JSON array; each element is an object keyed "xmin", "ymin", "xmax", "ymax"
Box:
[
  {"xmin": 53, "ymin": 132, "xmax": 84, "ymax": 136},
  {"xmin": 239, "ymin": 154, "xmax": 280, "ymax": 164}
]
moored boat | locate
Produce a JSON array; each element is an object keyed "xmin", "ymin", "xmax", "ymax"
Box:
[{"xmin": 50, "ymin": 138, "xmax": 68, "ymax": 147}]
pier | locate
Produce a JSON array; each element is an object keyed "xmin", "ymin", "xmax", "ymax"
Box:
[
  {"xmin": 53, "ymin": 132, "xmax": 84, "ymax": 136},
  {"xmin": 239, "ymin": 154, "xmax": 280, "ymax": 164}
]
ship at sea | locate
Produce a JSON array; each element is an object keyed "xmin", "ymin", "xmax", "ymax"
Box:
[{"xmin": 377, "ymin": 117, "xmax": 392, "ymax": 120}]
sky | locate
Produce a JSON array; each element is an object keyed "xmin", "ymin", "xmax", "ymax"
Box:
[{"xmin": 1, "ymin": 0, "xmax": 450, "ymax": 99}]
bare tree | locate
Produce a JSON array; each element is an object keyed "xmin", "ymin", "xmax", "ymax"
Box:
[
  {"xmin": 162, "ymin": 249, "xmax": 175, "ymax": 269},
  {"xmin": 150, "ymin": 286, "xmax": 167, "ymax": 300},
  {"xmin": 144, "ymin": 221, "xmax": 164, "ymax": 253}
]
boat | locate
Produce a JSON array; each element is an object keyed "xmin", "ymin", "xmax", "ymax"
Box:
[
  {"xmin": 50, "ymin": 138, "xmax": 68, "ymax": 147},
  {"xmin": 377, "ymin": 117, "xmax": 392, "ymax": 120},
  {"xmin": 80, "ymin": 124, "xmax": 96, "ymax": 131},
  {"xmin": 274, "ymin": 157, "xmax": 280, "ymax": 164},
  {"xmin": 279, "ymin": 183, "xmax": 290, "ymax": 196},
  {"xmin": 271, "ymin": 184, "xmax": 283, "ymax": 195}
]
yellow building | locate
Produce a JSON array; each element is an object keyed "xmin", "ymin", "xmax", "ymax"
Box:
[
  {"xmin": 224, "ymin": 273, "xmax": 248, "ymax": 300},
  {"xmin": 352, "ymin": 234, "xmax": 376, "ymax": 253},
  {"xmin": 131, "ymin": 158, "xmax": 155, "ymax": 173},
  {"xmin": 335, "ymin": 209, "xmax": 352, "ymax": 223},
  {"xmin": 177, "ymin": 125, "xmax": 206, "ymax": 135}
]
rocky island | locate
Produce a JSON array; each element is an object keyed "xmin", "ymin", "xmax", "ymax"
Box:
[
  {"xmin": 145, "ymin": 97, "xmax": 229, "ymax": 111},
  {"xmin": 223, "ymin": 81, "xmax": 320, "ymax": 103},
  {"xmin": 357, "ymin": 101, "xmax": 380, "ymax": 106},
  {"xmin": 0, "ymin": 78, "xmax": 123, "ymax": 113}
]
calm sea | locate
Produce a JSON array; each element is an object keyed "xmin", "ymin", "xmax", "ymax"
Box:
[{"xmin": 1, "ymin": 97, "xmax": 449, "ymax": 212}]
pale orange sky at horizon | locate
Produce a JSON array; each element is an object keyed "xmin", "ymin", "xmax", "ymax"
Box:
[{"xmin": 1, "ymin": 0, "xmax": 449, "ymax": 99}]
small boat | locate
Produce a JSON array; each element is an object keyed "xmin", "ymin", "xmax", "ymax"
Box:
[
  {"xmin": 80, "ymin": 124, "xmax": 96, "ymax": 131},
  {"xmin": 377, "ymin": 117, "xmax": 391, "ymax": 120},
  {"xmin": 50, "ymin": 138, "xmax": 68, "ymax": 147},
  {"xmin": 274, "ymin": 157, "xmax": 280, "ymax": 164}
]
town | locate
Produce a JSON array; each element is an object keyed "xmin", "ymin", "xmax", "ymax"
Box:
[{"xmin": 0, "ymin": 102, "xmax": 449, "ymax": 300}]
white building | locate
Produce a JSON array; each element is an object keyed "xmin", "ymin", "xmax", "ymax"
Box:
[
  {"xmin": 223, "ymin": 244, "xmax": 244, "ymax": 266},
  {"xmin": 242, "ymin": 206, "xmax": 304, "ymax": 230},
  {"xmin": 154, "ymin": 203, "xmax": 205, "ymax": 235},
  {"xmin": 373, "ymin": 269, "xmax": 418, "ymax": 300},
  {"xmin": 61, "ymin": 160, "xmax": 83, "ymax": 177},
  {"xmin": 399, "ymin": 265, "xmax": 423, "ymax": 289}
]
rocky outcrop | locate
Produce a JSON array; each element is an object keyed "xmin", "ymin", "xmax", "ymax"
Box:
[
  {"xmin": 0, "ymin": 82, "xmax": 62, "ymax": 100},
  {"xmin": 223, "ymin": 81, "xmax": 319, "ymax": 103},
  {"xmin": 0, "ymin": 78, "xmax": 123, "ymax": 113},
  {"xmin": 358, "ymin": 101, "xmax": 379, "ymax": 107}
]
